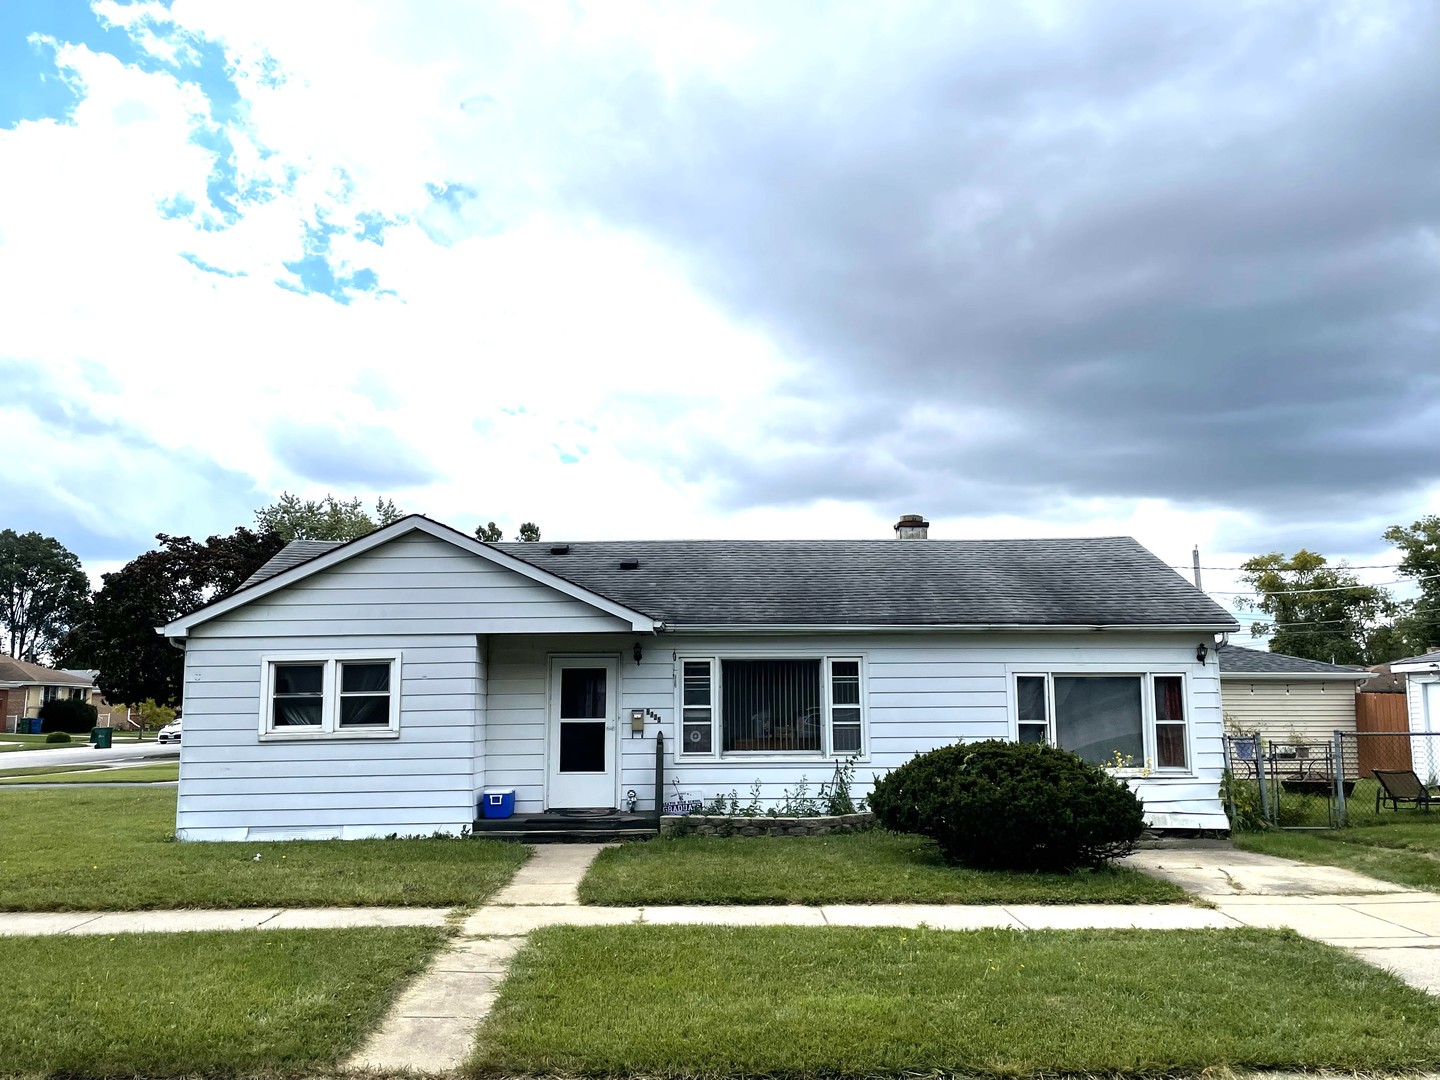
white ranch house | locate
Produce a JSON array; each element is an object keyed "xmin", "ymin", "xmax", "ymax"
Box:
[{"xmin": 161, "ymin": 514, "xmax": 1239, "ymax": 840}]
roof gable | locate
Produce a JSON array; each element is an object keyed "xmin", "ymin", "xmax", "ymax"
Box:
[{"xmin": 162, "ymin": 516, "xmax": 657, "ymax": 637}]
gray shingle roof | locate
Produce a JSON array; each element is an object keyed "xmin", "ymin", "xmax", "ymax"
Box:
[
  {"xmin": 1394, "ymin": 649, "xmax": 1440, "ymax": 668},
  {"xmin": 238, "ymin": 540, "xmax": 345, "ymax": 589},
  {"xmin": 237, "ymin": 529, "xmax": 1238, "ymax": 629},
  {"xmin": 0, "ymin": 656, "xmax": 94, "ymax": 686},
  {"xmin": 1217, "ymin": 644, "xmax": 1372, "ymax": 678},
  {"xmin": 491, "ymin": 536, "xmax": 1236, "ymax": 628}
]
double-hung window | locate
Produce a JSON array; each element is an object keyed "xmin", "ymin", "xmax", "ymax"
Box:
[
  {"xmin": 261, "ymin": 654, "xmax": 401, "ymax": 738},
  {"xmin": 678, "ymin": 655, "xmax": 865, "ymax": 758},
  {"xmin": 1012, "ymin": 672, "xmax": 1189, "ymax": 771}
]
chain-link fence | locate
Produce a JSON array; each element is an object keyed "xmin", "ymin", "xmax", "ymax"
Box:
[{"xmin": 1224, "ymin": 730, "xmax": 1440, "ymax": 829}]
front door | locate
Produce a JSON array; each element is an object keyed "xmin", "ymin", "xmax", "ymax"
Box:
[{"xmin": 546, "ymin": 658, "xmax": 618, "ymax": 808}]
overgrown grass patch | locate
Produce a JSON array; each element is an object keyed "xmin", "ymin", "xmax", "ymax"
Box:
[
  {"xmin": 1236, "ymin": 818, "xmax": 1440, "ymax": 891},
  {"xmin": 0, "ymin": 761, "xmax": 180, "ymax": 784},
  {"xmin": 0, "ymin": 926, "xmax": 445, "ymax": 1077},
  {"xmin": 579, "ymin": 830, "xmax": 1186, "ymax": 905},
  {"xmin": 0, "ymin": 787, "xmax": 529, "ymax": 910},
  {"xmin": 470, "ymin": 924, "xmax": 1440, "ymax": 1078}
]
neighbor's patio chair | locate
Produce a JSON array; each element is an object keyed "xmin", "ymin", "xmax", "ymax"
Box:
[{"xmin": 1373, "ymin": 769, "xmax": 1437, "ymax": 813}]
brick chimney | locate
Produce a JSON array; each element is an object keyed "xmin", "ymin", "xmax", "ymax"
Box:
[{"xmin": 893, "ymin": 514, "xmax": 929, "ymax": 540}]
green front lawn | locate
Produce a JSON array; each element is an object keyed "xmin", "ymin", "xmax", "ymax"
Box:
[
  {"xmin": 471, "ymin": 925, "xmax": 1440, "ymax": 1078},
  {"xmin": 0, "ymin": 761, "xmax": 180, "ymax": 784},
  {"xmin": 0, "ymin": 926, "xmax": 445, "ymax": 1077},
  {"xmin": 1235, "ymin": 817, "xmax": 1440, "ymax": 891},
  {"xmin": 0, "ymin": 733, "xmax": 71, "ymax": 753},
  {"xmin": 579, "ymin": 830, "xmax": 1187, "ymax": 905},
  {"xmin": 0, "ymin": 787, "xmax": 529, "ymax": 910}
]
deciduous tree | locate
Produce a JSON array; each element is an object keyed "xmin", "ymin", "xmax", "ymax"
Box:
[
  {"xmin": 474, "ymin": 521, "xmax": 542, "ymax": 542},
  {"xmin": 254, "ymin": 493, "xmax": 404, "ymax": 542},
  {"xmin": 1236, "ymin": 550, "xmax": 1393, "ymax": 664},
  {"xmin": 56, "ymin": 528, "xmax": 284, "ymax": 707},
  {"xmin": 0, "ymin": 530, "xmax": 89, "ymax": 661}
]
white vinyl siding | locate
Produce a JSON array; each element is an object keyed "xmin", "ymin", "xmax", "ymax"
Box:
[
  {"xmin": 174, "ymin": 531, "xmax": 631, "ymax": 841},
  {"xmin": 1219, "ymin": 679, "xmax": 1358, "ymax": 745},
  {"xmin": 479, "ymin": 631, "xmax": 1225, "ymax": 829}
]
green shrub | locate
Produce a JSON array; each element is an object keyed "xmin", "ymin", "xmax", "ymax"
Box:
[
  {"xmin": 867, "ymin": 739, "xmax": 1147, "ymax": 872},
  {"xmin": 44, "ymin": 731, "xmax": 72, "ymax": 744},
  {"xmin": 39, "ymin": 698, "xmax": 99, "ymax": 735}
]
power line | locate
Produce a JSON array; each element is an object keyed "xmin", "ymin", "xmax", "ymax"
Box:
[
  {"xmin": 1207, "ymin": 574, "xmax": 1440, "ymax": 597},
  {"xmin": 1169, "ymin": 562, "xmax": 1402, "ymax": 572}
]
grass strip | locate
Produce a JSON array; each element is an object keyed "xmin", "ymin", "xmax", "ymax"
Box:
[
  {"xmin": 0, "ymin": 761, "xmax": 180, "ymax": 784},
  {"xmin": 0, "ymin": 926, "xmax": 445, "ymax": 1077},
  {"xmin": 0, "ymin": 733, "xmax": 78, "ymax": 753},
  {"xmin": 580, "ymin": 830, "xmax": 1187, "ymax": 905},
  {"xmin": 1235, "ymin": 819, "xmax": 1440, "ymax": 891},
  {"xmin": 471, "ymin": 924, "xmax": 1440, "ymax": 1078},
  {"xmin": 0, "ymin": 787, "xmax": 529, "ymax": 910}
]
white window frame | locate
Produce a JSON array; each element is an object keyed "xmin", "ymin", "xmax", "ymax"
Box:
[
  {"xmin": 1008, "ymin": 669, "xmax": 1192, "ymax": 775},
  {"xmin": 258, "ymin": 652, "xmax": 402, "ymax": 740},
  {"xmin": 675, "ymin": 653, "xmax": 869, "ymax": 762}
]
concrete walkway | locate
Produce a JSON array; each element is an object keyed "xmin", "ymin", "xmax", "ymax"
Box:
[{"xmin": 348, "ymin": 842, "xmax": 611, "ymax": 1074}]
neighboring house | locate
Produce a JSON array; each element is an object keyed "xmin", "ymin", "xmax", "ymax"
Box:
[
  {"xmin": 1217, "ymin": 644, "xmax": 1374, "ymax": 745},
  {"xmin": 160, "ymin": 514, "xmax": 1239, "ymax": 841},
  {"xmin": 0, "ymin": 656, "xmax": 96, "ymax": 733},
  {"xmin": 1387, "ymin": 649, "xmax": 1440, "ymax": 784},
  {"xmin": 1361, "ymin": 661, "xmax": 1407, "ymax": 695}
]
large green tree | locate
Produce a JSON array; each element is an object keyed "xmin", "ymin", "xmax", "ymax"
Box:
[
  {"xmin": 254, "ymin": 493, "xmax": 404, "ymax": 542},
  {"xmin": 0, "ymin": 530, "xmax": 90, "ymax": 661},
  {"xmin": 1236, "ymin": 550, "xmax": 1394, "ymax": 664},
  {"xmin": 1382, "ymin": 516, "xmax": 1440, "ymax": 655},
  {"xmin": 56, "ymin": 527, "xmax": 284, "ymax": 707}
]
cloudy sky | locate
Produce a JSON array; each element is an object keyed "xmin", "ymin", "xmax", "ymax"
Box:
[{"xmin": 2, "ymin": 0, "xmax": 1437, "ymax": 635}]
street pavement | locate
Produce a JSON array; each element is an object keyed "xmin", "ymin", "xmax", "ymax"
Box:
[{"xmin": 0, "ymin": 739, "xmax": 178, "ymax": 770}]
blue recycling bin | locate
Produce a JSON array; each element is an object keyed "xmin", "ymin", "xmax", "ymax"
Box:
[
  {"xmin": 481, "ymin": 789, "xmax": 516, "ymax": 819},
  {"xmin": 28, "ymin": 718, "xmax": 43, "ymax": 735}
]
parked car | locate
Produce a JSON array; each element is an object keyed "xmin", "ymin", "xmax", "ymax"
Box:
[{"xmin": 157, "ymin": 719, "xmax": 182, "ymax": 744}]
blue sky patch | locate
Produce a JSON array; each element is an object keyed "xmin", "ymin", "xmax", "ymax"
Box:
[{"xmin": 281, "ymin": 219, "xmax": 383, "ymax": 304}]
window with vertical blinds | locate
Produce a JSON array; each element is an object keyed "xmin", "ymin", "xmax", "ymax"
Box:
[{"xmin": 678, "ymin": 655, "xmax": 864, "ymax": 757}]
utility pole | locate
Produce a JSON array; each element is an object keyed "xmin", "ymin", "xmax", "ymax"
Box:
[{"xmin": 1192, "ymin": 546, "xmax": 1203, "ymax": 591}]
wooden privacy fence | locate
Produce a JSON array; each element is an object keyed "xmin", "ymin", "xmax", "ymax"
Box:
[{"xmin": 1355, "ymin": 693, "xmax": 1410, "ymax": 776}]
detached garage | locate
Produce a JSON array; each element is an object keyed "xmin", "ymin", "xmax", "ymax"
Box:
[{"xmin": 1218, "ymin": 644, "xmax": 1374, "ymax": 745}]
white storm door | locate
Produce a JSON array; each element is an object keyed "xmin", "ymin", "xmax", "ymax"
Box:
[{"xmin": 546, "ymin": 658, "xmax": 618, "ymax": 808}]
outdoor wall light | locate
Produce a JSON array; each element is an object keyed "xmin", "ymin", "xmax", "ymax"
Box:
[
  {"xmin": 1196, "ymin": 642, "xmax": 1209, "ymax": 663},
  {"xmin": 633, "ymin": 642, "xmax": 643, "ymax": 664}
]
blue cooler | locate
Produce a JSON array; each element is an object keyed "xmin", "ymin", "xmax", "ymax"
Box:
[{"xmin": 482, "ymin": 789, "xmax": 516, "ymax": 819}]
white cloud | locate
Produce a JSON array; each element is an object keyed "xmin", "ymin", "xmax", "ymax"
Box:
[{"xmin": 1, "ymin": 0, "xmax": 1434, "ymax": 587}]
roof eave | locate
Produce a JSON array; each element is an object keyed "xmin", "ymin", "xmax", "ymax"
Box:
[
  {"xmin": 660, "ymin": 621, "xmax": 1240, "ymax": 634},
  {"xmin": 1220, "ymin": 671, "xmax": 1375, "ymax": 682},
  {"xmin": 1391, "ymin": 660, "xmax": 1440, "ymax": 674}
]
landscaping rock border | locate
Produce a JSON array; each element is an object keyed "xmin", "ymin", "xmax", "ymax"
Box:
[{"xmin": 660, "ymin": 812, "xmax": 874, "ymax": 838}]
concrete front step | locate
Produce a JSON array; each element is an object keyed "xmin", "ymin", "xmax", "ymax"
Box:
[{"xmin": 472, "ymin": 811, "xmax": 657, "ymax": 843}]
